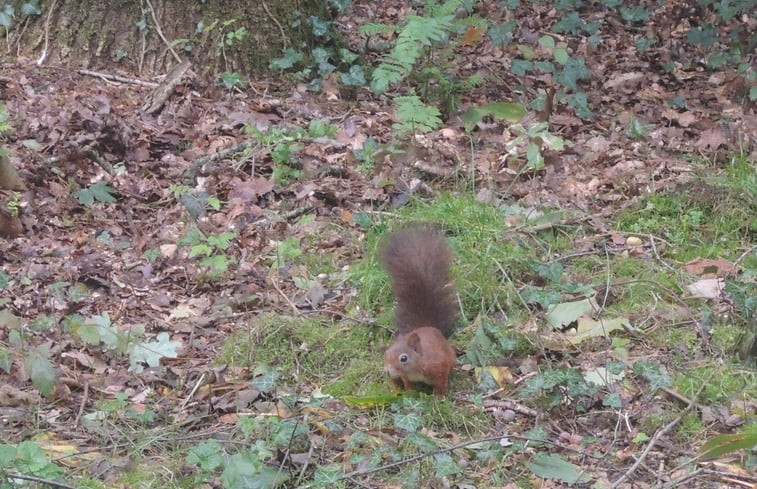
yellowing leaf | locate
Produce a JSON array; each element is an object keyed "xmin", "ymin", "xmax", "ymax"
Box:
[{"xmin": 461, "ymin": 26, "xmax": 484, "ymax": 45}]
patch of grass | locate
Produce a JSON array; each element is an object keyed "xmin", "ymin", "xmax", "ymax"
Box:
[
  {"xmin": 616, "ymin": 155, "xmax": 756, "ymax": 261},
  {"xmin": 676, "ymin": 412, "xmax": 706, "ymax": 444},
  {"xmin": 674, "ymin": 366, "xmax": 757, "ymax": 406},
  {"xmin": 354, "ymin": 194, "xmax": 537, "ymax": 329},
  {"xmin": 221, "ymin": 313, "xmax": 379, "ymax": 391}
]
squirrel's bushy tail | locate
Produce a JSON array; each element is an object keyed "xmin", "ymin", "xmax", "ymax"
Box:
[{"xmin": 381, "ymin": 226, "xmax": 457, "ymax": 337}]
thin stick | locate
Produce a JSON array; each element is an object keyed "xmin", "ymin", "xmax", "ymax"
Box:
[
  {"xmin": 36, "ymin": 0, "xmax": 58, "ymax": 65},
  {"xmin": 610, "ymin": 373, "xmax": 712, "ymax": 488},
  {"xmin": 73, "ymin": 382, "xmax": 89, "ymax": 428},
  {"xmin": 5, "ymin": 473, "xmax": 77, "ymax": 489},
  {"xmin": 145, "ymin": 0, "xmax": 182, "ymax": 62},
  {"xmin": 78, "ymin": 69, "xmax": 158, "ymax": 87},
  {"xmin": 261, "ymin": 0, "xmax": 288, "ymax": 49}
]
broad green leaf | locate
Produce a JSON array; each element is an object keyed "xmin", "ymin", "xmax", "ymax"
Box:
[
  {"xmin": 526, "ymin": 453, "xmax": 592, "ymax": 484},
  {"xmin": 553, "ymin": 47, "xmax": 568, "ymax": 64},
  {"xmin": 603, "ymin": 392, "xmax": 622, "ymax": 408},
  {"xmin": 434, "ymin": 452, "xmax": 461, "ymax": 477},
  {"xmin": 585, "ymin": 366, "xmax": 626, "ymax": 387},
  {"xmin": 25, "ymin": 347, "xmax": 57, "ymax": 397},
  {"xmin": 221, "ymin": 451, "xmax": 289, "ymax": 489},
  {"xmin": 545, "ymin": 299, "xmax": 593, "ymax": 329},
  {"xmin": 186, "ymin": 441, "xmax": 224, "ymax": 471},
  {"xmin": 565, "ymin": 316, "xmax": 632, "ymax": 344},
  {"xmin": 251, "ymin": 369, "xmax": 280, "ymax": 393},
  {"xmin": 0, "ymin": 444, "xmax": 16, "ymax": 467},
  {"xmin": 128, "ymin": 332, "xmax": 181, "ymax": 373},
  {"xmin": 538, "ymin": 35, "xmax": 555, "ymax": 48},
  {"xmin": 510, "ymin": 58, "xmax": 532, "ymax": 76},
  {"xmin": 340, "ymin": 64, "xmax": 366, "ymax": 86},
  {"xmin": 394, "ymin": 412, "xmax": 424, "ymax": 432},
  {"xmin": 700, "ymin": 431, "xmax": 757, "ymax": 460}
]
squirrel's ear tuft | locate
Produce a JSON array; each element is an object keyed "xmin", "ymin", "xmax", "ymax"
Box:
[{"xmin": 406, "ymin": 332, "xmax": 422, "ymax": 353}]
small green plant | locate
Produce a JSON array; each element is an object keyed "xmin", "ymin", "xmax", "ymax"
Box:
[
  {"xmin": 177, "ymin": 226, "xmax": 236, "ymax": 278},
  {"xmin": 73, "ymin": 180, "xmax": 117, "ymax": 206},
  {"xmin": 392, "ymin": 95, "xmax": 442, "ymax": 137},
  {"xmin": 270, "ymin": 7, "xmax": 365, "ymax": 92},
  {"xmin": 246, "ymin": 119, "xmax": 337, "ymax": 185},
  {"xmin": 170, "ymin": 184, "xmax": 222, "ymax": 219},
  {"xmin": 69, "ymin": 312, "xmax": 180, "ymax": 373},
  {"xmin": 503, "ymin": 121, "xmax": 569, "ymax": 185},
  {"xmin": 353, "ymin": 136, "xmax": 380, "ymax": 172},
  {"xmin": 0, "ymin": 441, "xmax": 65, "ymax": 484},
  {"xmin": 0, "ymin": 1, "xmax": 41, "ymax": 31},
  {"xmin": 6, "ymin": 191, "xmax": 20, "ymax": 217},
  {"xmin": 219, "ymin": 71, "xmax": 244, "ymax": 90}
]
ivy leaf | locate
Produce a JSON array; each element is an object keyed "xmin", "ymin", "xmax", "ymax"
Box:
[
  {"xmin": 128, "ymin": 332, "xmax": 181, "ymax": 373},
  {"xmin": 434, "ymin": 452, "xmax": 461, "ymax": 477},
  {"xmin": 687, "ymin": 24, "xmax": 718, "ymax": 46},
  {"xmin": 619, "ymin": 6, "xmax": 649, "ymax": 23},
  {"xmin": 251, "ymin": 369, "xmax": 280, "ymax": 393},
  {"xmin": 555, "ymin": 57, "xmax": 589, "ymax": 91},
  {"xmin": 393, "ymin": 412, "xmax": 423, "ymax": 432},
  {"xmin": 270, "ymin": 48, "xmax": 304, "ymax": 70},
  {"xmin": 510, "ymin": 58, "xmax": 532, "ymax": 76},
  {"xmin": 340, "ymin": 65, "xmax": 366, "ymax": 86},
  {"xmin": 633, "ymin": 359, "xmax": 672, "ymax": 391}
]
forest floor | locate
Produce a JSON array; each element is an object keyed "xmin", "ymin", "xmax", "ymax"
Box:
[{"xmin": 0, "ymin": 1, "xmax": 756, "ymax": 488}]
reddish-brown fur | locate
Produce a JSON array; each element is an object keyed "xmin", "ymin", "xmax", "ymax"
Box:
[{"xmin": 381, "ymin": 227, "xmax": 458, "ymax": 396}]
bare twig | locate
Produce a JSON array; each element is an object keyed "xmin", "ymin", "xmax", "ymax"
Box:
[
  {"xmin": 270, "ymin": 275, "xmax": 300, "ymax": 315},
  {"xmin": 145, "ymin": 0, "xmax": 182, "ymax": 62},
  {"xmin": 261, "ymin": 0, "xmax": 288, "ymax": 49},
  {"xmin": 36, "ymin": 0, "xmax": 58, "ymax": 65},
  {"xmin": 78, "ymin": 69, "xmax": 158, "ymax": 88},
  {"xmin": 73, "ymin": 382, "xmax": 89, "ymax": 429},
  {"xmin": 611, "ymin": 373, "xmax": 712, "ymax": 488},
  {"xmin": 5, "ymin": 473, "xmax": 77, "ymax": 489},
  {"xmin": 733, "ymin": 243, "xmax": 757, "ymax": 270},
  {"xmin": 649, "ymin": 234, "xmax": 677, "ymax": 274}
]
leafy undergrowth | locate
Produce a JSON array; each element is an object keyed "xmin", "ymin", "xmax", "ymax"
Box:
[{"xmin": 0, "ymin": 0, "xmax": 756, "ymax": 488}]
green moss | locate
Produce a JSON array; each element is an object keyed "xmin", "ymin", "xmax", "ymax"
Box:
[{"xmin": 674, "ymin": 366, "xmax": 757, "ymax": 405}]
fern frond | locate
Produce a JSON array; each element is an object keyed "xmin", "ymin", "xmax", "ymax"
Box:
[{"xmin": 370, "ymin": 14, "xmax": 455, "ymax": 94}]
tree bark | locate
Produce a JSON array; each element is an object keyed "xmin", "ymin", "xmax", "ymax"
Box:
[{"xmin": 3, "ymin": 0, "xmax": 330, "ymax": 76}]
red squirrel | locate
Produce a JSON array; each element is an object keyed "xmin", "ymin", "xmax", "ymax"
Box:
[{"xmin": 381, "ymin": 226, "xmax": 458, "ymax": 396}]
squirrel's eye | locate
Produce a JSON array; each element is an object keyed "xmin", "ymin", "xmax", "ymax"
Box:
[{"xmin": 399, "ymin": 354, "xmax": 408, "ymax": 363}]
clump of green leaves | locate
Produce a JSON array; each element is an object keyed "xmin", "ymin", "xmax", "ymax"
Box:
[
  {"xmin": 177, "ymin": 226, "xmax": 236, "ymax": 278},
  {"xmin": 68, "ymin": 312, "xmax": 180, "ymax": 374},
  {"xmin": 0, "ymin": 441, "xmax": 65, "ymax": 484},
  {"xmin": 246, "ymin": 119, "xmax": 337, "ymax": 185},
  {"xmin": 73, "ymin": 181, "xmax": 117, "ymax": 206},
  {"xmin": 0, "ymin": 1, "xmax": 41, "ymax": 30},
  {"xmin": 361, "ymin": 0, "xmax": 486, "ymax": 114},
  {"xmin": 270, "ymin": 5, "xmax": 365, "ymax": 92}
]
